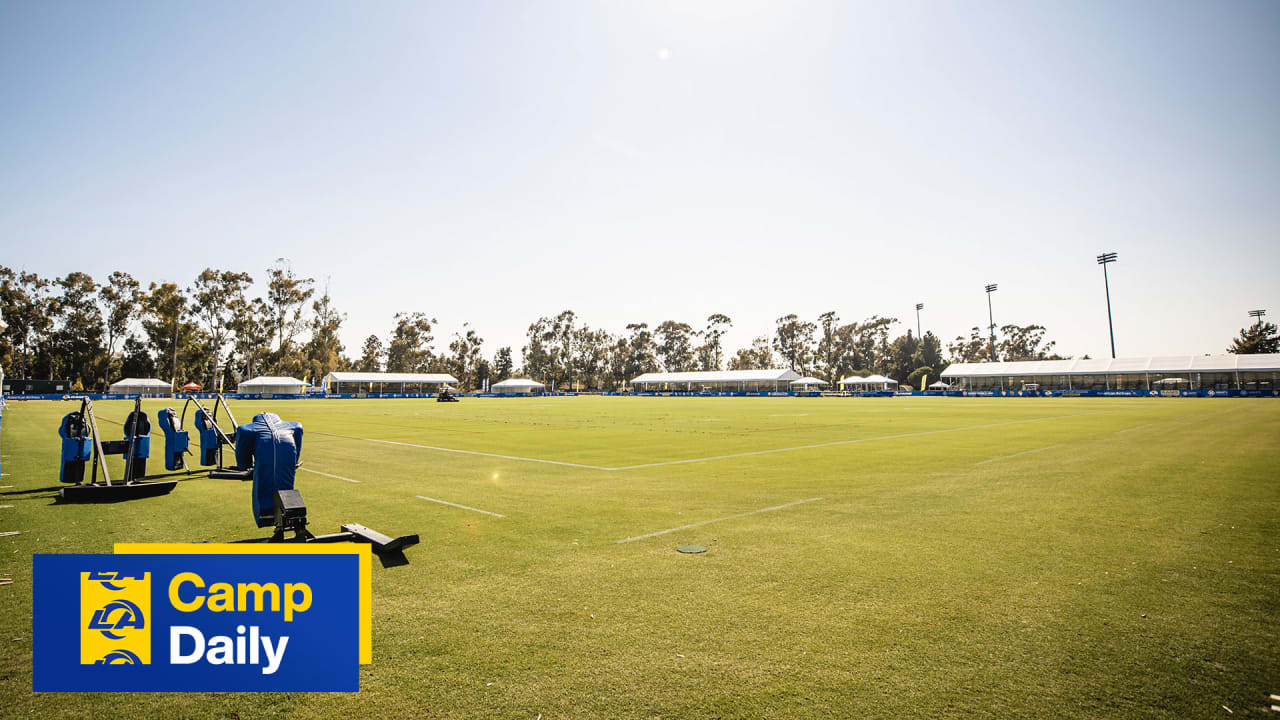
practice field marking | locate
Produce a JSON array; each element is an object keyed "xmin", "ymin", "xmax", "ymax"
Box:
[
  {"xmin": 416, "ymin": 495, "xmax": 505, "ymax": 518},
  {"xmin": 1115, "ymin": 423, "xmax": 1156, "ymax": 434},
  {"xmin": 322, "ymin": 411, "xmax": 1111, "ymax": 473},
  {"xmin": 769, "ymin": 413, "xmax": 810, "ymax": 417},
  {"xmin": 615, "ymin": 497, "xmax": 824, "ymax": 544},
  {"xmin": 298, "ymin": 467, "xmax": 360, "ymax": 483},
  {"xmin": 314, "ymin": 431, "xmax": 616, "ymax": 471},
  {"xmin": 974, "ymin": 444, "xmax": 1066, "ymax": 466},
  {"xmin": 608, "ymin": 412, "xmax": 1106, "ymax": 471}
]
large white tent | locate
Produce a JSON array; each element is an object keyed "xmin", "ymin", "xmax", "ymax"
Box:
[
  {"xmin": 323, "ymin": 371, "xmax": 459, "ymax": 394},
  {"xmin": 941, "ymin": 353, "xmax": 1280, "ymax": 391},
  {"xmin": 236, "ymin": 376, "xmax": 308, "ymax": 395},
  {"xmin": 789, "ymin": 376, "xmax": 830, "ymax": 391},
  {"xmin": 838, "ymin": 375, "xmax": 898, "ymax": 391},
  {"xmin": 630, "ymin": 369, "xmax": 801, "ymax": 392},
  {"xmin": 109, "ymin": 378, "xmax": 171, "ymax": 396},
  {"xmin": 491, "ymin": 378, "xmax": 545, "ymax": 393}
]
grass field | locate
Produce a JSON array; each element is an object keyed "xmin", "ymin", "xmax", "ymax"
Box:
[{"xmin": 1, "ymin": 395, "xmax": 1278, "ymax": 718}]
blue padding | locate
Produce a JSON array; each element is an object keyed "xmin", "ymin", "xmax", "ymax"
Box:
[
  {"xmin": 157, "ymin": 408, "xmax": 189, "ymax": 471},
  {"xmin": 236, "ymin": 413, "xmax": 304, "ymax": 527},
  {"xmin": 58, "ymin": 412, "xmax": 92, "ymax": 483},
  {"xmin": 194, "ymin": 408, "xmax": 220, "ymax": 466},
  {"xmin": 123, "ymin": 411, "xmax": 151, "ymax": 459}
]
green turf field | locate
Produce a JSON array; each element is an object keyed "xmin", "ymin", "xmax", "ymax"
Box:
[{"xmin": 1, "ymin": 396, "xmax": 1278, "ymax": 718}]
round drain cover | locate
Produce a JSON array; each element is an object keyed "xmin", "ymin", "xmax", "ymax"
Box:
[{"xmin": 676, "ymin": 544, "xmax": 707, "ymax": 554}]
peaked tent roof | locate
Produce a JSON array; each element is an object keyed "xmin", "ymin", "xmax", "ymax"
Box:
[
  {"xmin": 109, "ymin": 377, "xmax": 170, "ymax": 389},
  {"xmin": 324, "ymin": 371, "xmax": 459, "ymax": 384},
  {"xmin": 238, "ymin": 376, "xmax": 307, "ymax": 387},
  {"xmin": 630, "ymin": 369, "xmax": 801, "ymax": 384},
  {"xmin": 789, "ymin": 376, "xmax": 830, "ymax": 385},
  {"xmin": 940, "ymin": 353, "xmax": 1280, "ymax": 377},
  {"xmin": 491, "ymin": 378, "xmax": 545, "ymax": 388}
]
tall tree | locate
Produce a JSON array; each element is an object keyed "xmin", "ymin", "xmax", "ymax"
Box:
[
  {"xmin": 358, "ymin": 335, "xmax": 384, "ymax": 372},
  {"xmin": 772, "ymin": 314, "xmax": 815, "ymax": 372},
  {"xmin": 304, "ymin": 285, "xmax": 347, "ymax": 382},
  {"xmin": 522, "ymin": 317, "xmax": 555, "ymax": 382},
  {"xmin": 98, "ymin": 271, "xmax": 141, "ymax": 389},
  {"xmin": 492, "ymin": 346, "xmax": 513, "ymax": 383},
  {"xmin": 913, "ymin": 331, "xmax": 946, "ymax": 375},
  {"xmin": 265, "ymin": 259, "xmax": 314, "ymax": 371},
  {"xmin": 447, "ymin": 323, "xmax": 484, "ymax": 389},
  {"xmin": 886, "ymin": 330, "xmax": 920, "ymax": 382},
  {"xmin": 386, "ymin": 312, "xmax": 435, "ymax": 372},
  {"xmin": 189, "ymin": 268, "xmax": 254, "ymax": 387},
  {"xmin": 141, "ymin": 282, "xmax": 195, "ymax": 384},
  {"xmin": 655, "ymin": 320, "xmax": 695, "ymax": 372},
  {"xmin": 0, "ymin": 268, "xmax": 53, "ymax": 379},
  {"xmin": 228, "ymin": 296, "xmax": 272, "ymax": 384},
  {"xmin": 623, "ymin": 323, "xmax": 659, "ymax": 380},
  {"xmin": 550, "ymin": 310, "xmax": 577, "ymax": 388},
  {"xmin": 998, "ymin": 324, "xmax": 1062, "ymax": 361},
  {"xmin": 51, "ymin": 272, "xmax": 105, "ymax": 387},
  {"xmin": 815, "ymin": 311, "xmax": 841, "ymax": 381},
  {"xmin": 696, "ymin": 313, "xmax": 732, "ymax": 371},
  {"xmin": 1228, "ymin": 320, "xmax": 1279, "ymax": 354},
  {"xmin": 728, "ymin": 336, "xmax": 775, "ymax": 370}
]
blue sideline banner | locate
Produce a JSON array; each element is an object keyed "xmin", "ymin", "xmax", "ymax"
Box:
[{"xmin": 33, "ymin": 552, "xmax": 361, "ymax": 692}]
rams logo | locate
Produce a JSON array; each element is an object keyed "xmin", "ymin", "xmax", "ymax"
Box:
[
  {"xmin": 87, "ymin": 571, "xmax": 147, "ymax": 591},
  {"xmin": 94, "ymin": 649, "xmax": 143, "ymax": 665},
  {"xmin": 87, "ymin": 599, "xmax": 146, "ymax": 639},
  {"xmin": 80, "ymin": 571, "xmax": 151, "ymax": 665}
]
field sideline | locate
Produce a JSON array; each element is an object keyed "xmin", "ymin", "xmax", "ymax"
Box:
[{"xmin": 1, "ymin": 396, "xmax": 1278, "ymax": 718}]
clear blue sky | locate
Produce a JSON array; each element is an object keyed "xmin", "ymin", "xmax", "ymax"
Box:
[{"xmin": 2, "ymin": 0, "xmax": 1277, "ymax": 363}]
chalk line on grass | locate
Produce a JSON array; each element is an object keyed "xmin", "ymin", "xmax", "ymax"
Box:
[
  {"xmin": 974, "ymin": 444, "xmax": 1066, "ymax": 466},
  {"xmin": 1115, "ymin": 423, "xmax": 1155, "ymax": 434},
  {"xmin": 615, "ymin": 497, "xmax": 824, "ymax": 544},
  {"xmin": 298, "ymin": 467, "xmax": 360, "ymax": 483},
  {"xmin": 610, "ymin": 413, "xmax": 1102, "ymax": 471},
  {"xmin": 416, "ymin": 495, "xmax": 505, "ymax": 518},
  {"xmin": 321, "ymin": 412, "xmax": 1108, "ymax": 473},
  {"xmin": 312, "ymin": 431, "xmax": 615, "ymax": 471}
]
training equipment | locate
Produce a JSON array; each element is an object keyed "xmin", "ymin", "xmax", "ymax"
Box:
[
  {"xmin": 156, "ymin": 407, "xmax": 189, "ymax": 471},
  {"xmin": 234, "ymin": 411, "xmax": 418, "ymax": 562},
  {"xmin": 180, "ymin": 394, "xmax": 250, "ymax": 479},
  {"xmin": 58, "ymin": 397, "xmax": 178, "ymax": 502}
]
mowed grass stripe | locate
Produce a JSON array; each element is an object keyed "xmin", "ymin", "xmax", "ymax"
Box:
[
  {"xmin": 317, "ymin": 411, "xmax": 1114, "ymax": 473},
  {"xmin": 973, "ymin": 443, "xmax": 1066, "ymax": 466},
  {"xmin": 614, "ymin": 497, "xmax": 825, "ymax": 544}
]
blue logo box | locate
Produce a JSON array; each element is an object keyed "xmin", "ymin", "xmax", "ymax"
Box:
[{"xmin": 34, "ymin": 553, "xmax": 360, "ymax": 692}]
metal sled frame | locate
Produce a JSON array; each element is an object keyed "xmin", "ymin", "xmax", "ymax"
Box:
[
  {"xmin": 180, "ymin": 393, "xmax": 251, "ymax": 479},
  {"xmin": 260, "ymin": 488, "xmax": 419, "ymax": 563},
  {"xmin": 59, "ymin": 396, "xmax": 178, "ymax": 502}
]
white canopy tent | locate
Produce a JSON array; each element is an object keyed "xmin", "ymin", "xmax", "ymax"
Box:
[
  {"xmin": 322, "ymin": 371, "xmax": 459, "ymax": 394},
  {"xmin": 940, "ymin": 353, "xmax": 1280, "ymax": 391},
  {"xmin": 839, "ymin": 375, "xmax": 898, "ymax": 391},
  {"xmin": 236, "ymin": 376, "xmax": 307, "ymax": 395},
  {"xmin": 928, "ymin": 380, "xmax": 952, "ymax": 389},
  {"xmin": 109, "ymin": 377, "xmax": 171, "ymax": 396},
  {"xmin": 630, "ymin": 369, "xmax": 801, "ymax": 392},
  {"xmin": 491, "ymin": 378, "xmax": 545, "ymax": 394},
  {"xmin": 789, "ymin": 376, "xmax": 830, "ymax": 391}
]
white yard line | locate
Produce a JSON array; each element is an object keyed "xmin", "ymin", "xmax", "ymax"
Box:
[
  {"xmin": 322, "ymin": 412, "xmax": 1108, "ymax": 473},
  {"xmin": 416, "ymin": 495, "xmax": 505, "ymax": 518},
  {"xmin": 974, "ymin": 444, "xmax": 1066, "ymax": 466},
  {"xmin": 315, "ymin": 432, "xmax": 615, "ymax": 471},
  {"xmin": 615, "ymin": 497, "xmax": 824, "ymax": 544},
  {"xmin": 769, "ymin": 413, "xmax": 810, "ymax": 417},
  {"xmin": 298, "ymin": 467, "xmax": 360, "ymax": 483},
  {"xmin": 1115, "ymin": 423, "xmax": 1156, "ymax": 434},
  {"xmin": 610, "ymin": 413, "xmax": 1102, "ymax": 471}
]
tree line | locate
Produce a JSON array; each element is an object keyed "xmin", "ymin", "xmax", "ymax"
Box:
[{"xmin": 3, "ymin": 260, "xmax": 1090, "ymax": 392}]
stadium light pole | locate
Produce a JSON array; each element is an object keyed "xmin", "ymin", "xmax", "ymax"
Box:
[
  {"xmin": 984, "ymin": 284, "xmax": 998, "ymax": 361},
  {"xmin": 1248, "ymin": 309, "xmax": 1266, "ymax": 324},
  {"xmin": 1097, "ymin": 252, "xmax": 1118, "ymax": 359},
  {"xmin": 915, "ymin": 303, "xmax": 924, "ymax": 339}
]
